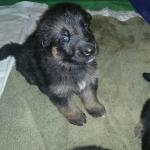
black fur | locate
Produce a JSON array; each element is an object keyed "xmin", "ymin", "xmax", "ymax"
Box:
[
  {"xmin": 143, "ymin": 73, "xmax": 150, "ymax": 82},
  {"xmin": 70, "ymin": 145, "xmax": 109, "ymax": 150},
  {"xmin": 0, "ymin": 3, "xmax": 105, "ymax": 125},
  {"xmin": 142, "ymin": 70, "xmax": 150, "ymax": 149},
  {"xmin": 138, "ymin": 99, "xmax": 150, "ymax": 150},
  {"xmin": 0, "ymin": 43, "xmax": 21, "ymax": 60}
]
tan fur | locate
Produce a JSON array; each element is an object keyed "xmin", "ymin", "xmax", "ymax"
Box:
[
  {"xmin": 56, "ymin": 100, "xmax": 86, "ymax": 125},
  {"xmin": 51, "ymin": 47, "xmax": 62, "ymax": 60}
]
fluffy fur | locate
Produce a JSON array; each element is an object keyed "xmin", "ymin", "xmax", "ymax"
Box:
[
  {"xmin": 143, "ymin": 73, "xmax": 150, "ymax": 82},
  {"xmin": 0, "ymin": 3, "xmax": 106, "ymax": 125},
  {"xmin": 135, "ymin": 99, "xmax": 150, "ymax": 150},
  {"xmin": 141, "ymin": 99, "xmax": 150, "ymax": 150},
  {"xmin": 134, "ymin": 72, "xmax": 150, "ymax": 149},
  {"xmin": 141, "ymin": 72, "xmax": 150, "ymax": 149}
]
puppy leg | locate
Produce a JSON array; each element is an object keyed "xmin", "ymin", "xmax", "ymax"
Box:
[
  {"xmin": 50, "ymin": 95, "xmax": 86, "ymax": 126},
  {"xmin": 143, "ymin": 73, "xmax": 150, "ymax": 81},
  {"xmin": 78, "ymin": 81, "xmax": 106, "ymax": 117}
]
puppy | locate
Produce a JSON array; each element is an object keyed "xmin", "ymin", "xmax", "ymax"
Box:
[
  {"xmin": 0, "ymin": 3, "xmax": 105, "ymax": 126},
  {"xmin": 135, "ymin": 99, "xmax": 150, "ymax": 150},
  {"xmin": 70, "ymin": 145, "xmax": 109, "ymax": 150}
]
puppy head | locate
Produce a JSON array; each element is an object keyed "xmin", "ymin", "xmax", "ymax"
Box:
[{"xmin": 37, "ymin": 3, "xmax": 98, "ymax": 64}]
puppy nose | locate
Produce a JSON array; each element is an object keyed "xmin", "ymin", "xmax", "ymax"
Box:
[{"xmin": 83, "ymin": 45, "xmax": 95, "ymax": 56}]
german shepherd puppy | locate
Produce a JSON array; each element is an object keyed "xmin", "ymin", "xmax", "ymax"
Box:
[
  {"xmin": 135, "ymin": 99, "xmax": 150, "ymax": 150},
  {"xmin": 0, "ymin": 3, "xmax": 105, "ymax": 126}
]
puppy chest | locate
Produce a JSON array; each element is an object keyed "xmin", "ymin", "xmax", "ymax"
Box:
[
  {"xmin": 49, "ymin": 71, "xmax": 97, "ymax": 96},
  {"xmin": 77, "ymin": 80, "xmax": 87, "ymax": 91},
  {"xmin": 77, "ymin": 73, "xmax": 97, "ymax": 91}
]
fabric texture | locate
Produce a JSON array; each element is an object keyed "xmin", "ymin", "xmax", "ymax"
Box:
[
  {"xmin": 0, "ymin": 2, "xmax": 47, "ymax": 97},
  {"xmin": 130, "ymin": 0, "xmax": 150, "ymax": 24}
]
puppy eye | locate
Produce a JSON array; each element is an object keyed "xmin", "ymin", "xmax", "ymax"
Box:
[
  {"xmin": 61, "ymin": 30, "xmax": 70, "ymax": 42},
  {"xmin": 62, "ymin": 35, "xmax": 70, "ymax": 42}
]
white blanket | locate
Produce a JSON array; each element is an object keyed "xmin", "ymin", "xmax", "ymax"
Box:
[
  {"xmin": 0, "ymin": 1, "xmax": 47, "ymax": 97},
  {"xmin": 0, "ymin": 1, "xmax": 139, "ymax": 97}
]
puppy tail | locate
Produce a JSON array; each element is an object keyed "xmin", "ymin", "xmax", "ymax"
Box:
[{"xmin": 0, "ymin": 43, "xmax": 21, "ymax": 60}]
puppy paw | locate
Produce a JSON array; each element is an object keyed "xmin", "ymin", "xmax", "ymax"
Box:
[
  {"xmin": 66, "ymin": 111, "xmax": 87, "ymax": 126},
  {"xmin": 134, "ymin": 122, "xmax": 144, "ymax": 138},
  {"xmin": 143, "ymin": 73, "xmax": 150, "ymax": 81},
  {"xmin": 87, "ymin": 103, "xmax": 106, "ymax": 118}
]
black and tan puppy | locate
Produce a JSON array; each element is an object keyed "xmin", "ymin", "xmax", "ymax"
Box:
[
  {"xmin": 135, "ymin": 99, "xmax": 150, "ymax": 150},
  {"xmin": 0, "ymin": 3, "xmax": 105, "ymax": 126}
]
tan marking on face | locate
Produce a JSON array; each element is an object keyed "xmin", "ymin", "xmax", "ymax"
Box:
[{"xmin": 51, "ymin": 47, "xmax": 62, "ymax": 60}]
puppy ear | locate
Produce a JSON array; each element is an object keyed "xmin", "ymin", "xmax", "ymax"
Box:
[{"xmin": 86, "ymin": 12, "xmax": 92, "ymax": 22}]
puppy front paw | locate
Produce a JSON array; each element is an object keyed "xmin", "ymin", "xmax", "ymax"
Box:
[
  {"xmin": 66, "ymin": 111, "xmax": 87, "ymax": 126},
  {"xmin": 86, "ymin": 103, "xmax": 106, "ymax": 118}
]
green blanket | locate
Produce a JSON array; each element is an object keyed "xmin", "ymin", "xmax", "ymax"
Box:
[
  {"xmin": 0, "ymin": 16, "xmax": 150, "ymax": 150},
  {"xmin": 0, "ymin": 0, "xmax": 134, "ymax": 11}
]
